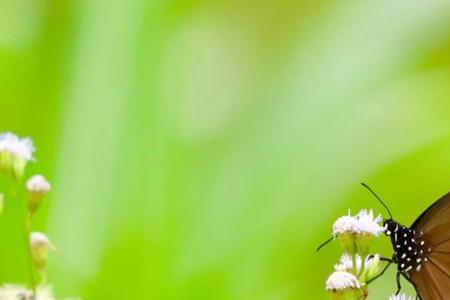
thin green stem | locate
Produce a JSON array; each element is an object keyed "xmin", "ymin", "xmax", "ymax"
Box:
[
  {"xmin": 25, "ymin": 213, "xmax": 36, "ymax": 295},
  {"xmin": 11, "ymin": 178, "xmax": 36, "ymax": 295},
  {"xmin": 358, "ymin": 255, "xmax": 366, "ymax": 277},
  {"xmin": 352, "ymin": 253, "xmax": 357, "ymax": 275}
]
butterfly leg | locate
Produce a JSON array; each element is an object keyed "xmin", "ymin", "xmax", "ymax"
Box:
[
  {"xmin": 379, "ymin": 256, "xmax": 394, "ymax": 262},
  {"xmin": 395, "ymin": 272, "xmax": 402, "ymax": 295},
  {"xmin": 400, "ymin": 273, "xmax": 421, "ymax": 300},
  {"xmin": 368, "ymin": 255, "xmax": 392, "ymax": 262}
]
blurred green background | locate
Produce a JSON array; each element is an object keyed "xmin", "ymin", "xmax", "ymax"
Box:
[{"xmin": 0, "ymin": 0, "xmax": 449, "ymax": 299}]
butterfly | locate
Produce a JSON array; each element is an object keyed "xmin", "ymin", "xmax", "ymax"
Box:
[
  {"xmin": 364, "ymin": 184, "xmax": 450, "ymax": 300},
  {"xmin": 320, "ymin": 184, "xmax": 450, "ymax": 300}
]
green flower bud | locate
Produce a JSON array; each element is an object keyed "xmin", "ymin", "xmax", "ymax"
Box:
[
  {"xmin": 29, "ymin": 232, "xmax": 54, "ymax": 272},
  {"xmin": 12, "ymin": 156, "xmax": 28, "ymax": 179},
  {"xmin": 326, "ymin": 271, "xmax": 363, "ymax": 300},
  {"xmin": 354, "ymin": 210, "xmax": 384, "ymax": 257},
  {"xmin": 354, "ymin": 233, "xmax": 373, "ymax": 258},
  {"xmin": 332, "ymin": 210, "xmax": 384, "ymax": 256},
  {"xmin": 333, "ymin": 216, "xmax": 359, "ymax": 256},
  {"xmin": 0, "ymin": 151, "xmax": 13, "ymax": 174},
  {"xmin": 334, "ymin": 252, "xmax": 382, "ymax": 286},
  {"xmin": 0, "ymin": 132, "xmax": 35, "ymax": 179},
  {"xmin": 362, "ymin": 254, "xmax": 380, "ymax": 283},
  {"xmin": 26, "ymin": 175, "xmax": 51, "ymax": 214}
]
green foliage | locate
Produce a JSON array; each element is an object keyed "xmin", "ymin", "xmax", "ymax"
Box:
[{"xmin": 0, "ymin": 0, "xmax": 449, "ymax": 299}]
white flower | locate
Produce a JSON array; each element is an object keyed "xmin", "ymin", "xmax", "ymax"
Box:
[
  {"xmin": 388, "ymin": 293, "xmax": 415, "ymax": 300},
  {"xmin": 27, "ymin": 175, "xmax": 51, "ymax": 193},
  {"xmin": 29, "ymin": 232, "xmax": 55, "ymax": 271},
  {"xmin": 0, "ymin": 132, "xmax": 35, "ymax": 178},
  {"xmin": 334, "ymin": 253, "xmax": 354, "ymax": 271},
  {"xmin": 30, "ymin": 232, "xmax": 54, "ymax": 249},
  {"xmin": 325, "ymin": 271, "xmax": 361, "ymax": 291},
  {"xmin": 356, "ymin": 209, "xmax": 384, "ymax": 236},
  {"xmin": 332, "ymin": 214, "xmax": 360, "ymax": 235},
  {"xmin": 334, "ymin": 253, "xmax": 380, "ymax": 273},
  {"xmin": 27, "ymin": 175, "xmax": 51, "ymax": 214},
  {"xmin": 0, "ymin": 132, "xmax": 35, "ymax": 161},
  {"xmin": 332, "ymin": 209, "xmax": 384, "ymax": 236},
  {"xmin": 0, "ymin": 284, "xmax": 54, "ymax": 300}
]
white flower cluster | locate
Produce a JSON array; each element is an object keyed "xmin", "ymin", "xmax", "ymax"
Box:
[
  {"xmin": 29, "ymin": 231, "xmax": 55, "ymax": 273},
  {"xmin": 0, "ymin": 132, "xmax": 62, "ymax": 298},
  {"xmin": 0, "ymin": 132, "xmax": 35, "ymax": 162},
  {"xmin": 326, "ymin": 271, "xmax": 361, "ymax": 292},
  {"xmin": 26, "ymin": 174, "xmax": 51, "ymax": 214},
  {"xmin": 388, "ymin": 293, "xmax": 415, "ymax": 300},
  {"xmin": 27, "ymin": 175, "xmax": 51, "ymax": 194},
  {"xmin": 325, "ymin": 208, "xmax": 387, "ymax": 300},
  {"xmin": 29, "ymin": 232, "xmax": 54, "ymax": 250},
  {"xmin": 334, "ymin": 253, "xmax": 380, "ymax": 274},
  {"xmin": 0, "ymin": 284, "xmax": 53, "ymax": 300},
  {"xmin": 333, "ymin": 209, "xmax": 384, "ymax": 237},
  {"xmin": 0, "ymin": 132, "xmax": 36, "ymax": 178}
]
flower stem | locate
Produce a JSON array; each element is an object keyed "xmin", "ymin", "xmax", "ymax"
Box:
[
  {"xmin": 359, "ymin": 255, "xmax": 366, "ymax": 277},
  {"xmin": 11, "ymin": 179, "xmax": 36, "ymax": 295},
  {"xmin": 24, "ymin": 213, "xmax": 36, "ymax": 294},
  {"xmin": 352, "ymin": 253, "xmax": 357, "ymax": 275}
]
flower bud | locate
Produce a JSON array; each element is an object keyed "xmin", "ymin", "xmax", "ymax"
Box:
[
  {"xmin": 334, "ymin": 253, "xmax": 381, "ymax": 285},
  {"xmin": 0, "ymin": 132, "xmax": 35, "ymax": 179},
  {"xmin": 332, "ymin": 210, "xmax": 384, "ymax": 256},
  {"xmin": 29, "ymin": 232, "xmax": 54, "ymax": 272},
  {"xmin": 326, "ymin": 271, "xmax": 362, "ymax": 300},
  {"xmin": 354, "ymin": 210, "xmax": 384, "ymax": 257},
  {"xmin": 26, "ymin": 175, "xmax": 51, "ymax": 214},
  {"xmin": 0, "ymin": 151, "xmax": 13, "ymax": 174},
  {"xmin": 354, "ymin": 234, "xmax": 373, "ymax": 258},
  {"xmin": 332, "ymin": 215, "xmax": 359, "ymax": 255},
  {"xmin": 362, "ymin": 254, "xmax": 380, "ymax": 283}
]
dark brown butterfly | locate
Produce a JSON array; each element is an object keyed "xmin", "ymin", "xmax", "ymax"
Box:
[{"xmin": 362, "ymin": 184, "xmax": 450, "ymax": 300}]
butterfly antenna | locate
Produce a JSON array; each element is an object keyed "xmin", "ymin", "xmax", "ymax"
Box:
[
  {"xmin": 316, "ymin": 236, "xmax": 334, "ymax": 252},
  {"xmin": 361, "ymin": 183, "xmax": 393, "ymax": 219}
]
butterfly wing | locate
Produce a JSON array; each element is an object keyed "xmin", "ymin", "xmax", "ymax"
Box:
[
  {"xmin": 409, "ymin": 250, "xmax": 450, "ymax": 300},
  {"xmin": 410, "ymin": 192, "xmax": 450, "ymax": 300},
  {"xmin": 411, "ymin": 192, "xmax": 450, "ymax": 234},
  {"xmin": 410, "ymin": 266, "xmax": 442, "ymax": 300}
]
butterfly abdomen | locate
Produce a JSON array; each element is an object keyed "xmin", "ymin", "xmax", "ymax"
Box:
[{"xmin": 384, "ymin": 220, "xmax": 430, "ymax": 273}]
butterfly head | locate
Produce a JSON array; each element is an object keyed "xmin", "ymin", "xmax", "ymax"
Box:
[{"xmin": 382, "ymin": 218, "xmax": 399, "ymax": 236}]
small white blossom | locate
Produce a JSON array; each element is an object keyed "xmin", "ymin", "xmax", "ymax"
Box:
[
  {"xmin": 388, "ymin": 293, "xmax": 415, "ymax": 300},
  {"xmin": 356, "ymin": 209, "xmax": 385, "ymax": 236},
  {"xmin": 334, "ymin": 253, "xmax": 354, "ymax": 272},
  {"xmin": 29, "ymin": 232, "xmax": 55, "ymax": 271},
  {"xmin": 0, "ymin": 132, "xmax": 35, "ymax": 161},
  {"xmin": 27, "ymin": 175, "xmax": 51, "ymax": 214},
  {"xmin": 333, "ymin": 209, "xmax": 384, "ymax": 237},
  {"xmin": 30, "ymin": 232, "xmax": 54, "ymax": 249},
  {"xmin": 27, "ymin": 175, "xmax": 51, "ymax": 193},
  {"xmin": 0, "ymin": 284, "xmax": 54, "ymax": 300},
  {"xmin": 325, "ymin": 271, "xmax": 361, "ymax": 291},
  {"xmin": 334, "ymin": 253, "xmax": 380, "ymax": 273},
  {"xmin": 332, "ymin": 214, "xmax": 360, "ymax": 235}
]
